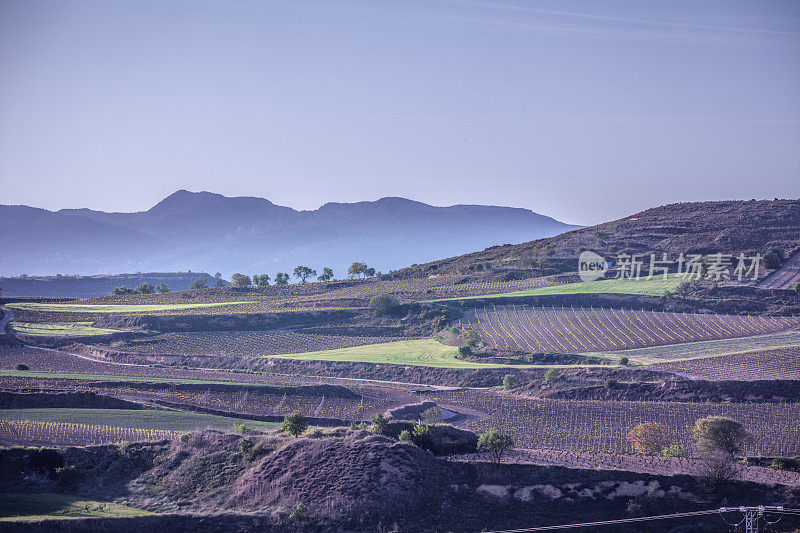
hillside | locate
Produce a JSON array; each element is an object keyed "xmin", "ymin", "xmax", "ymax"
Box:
[
  {"xmin": 0, "ymin": 272, "xmax": 225, "ymax": 298},
  {"xmin": 0, "ymin": 190, "xmax": 578, "ymax": 277},
  {"xmin": 391, "ymin": 199, "xmax": 800, "ymax": 281}
]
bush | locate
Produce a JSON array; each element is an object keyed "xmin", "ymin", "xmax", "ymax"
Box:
[
  {"xmin": 662, "ymin": 444, "xmax": 689, "ymax": 458},
  {"xmin": 232, "ymin": 423, "xmax": 252, "ymax": 434},
  {"xmin": 764, "ymin": 251, "xmax": 782, "ymax": 270},
  {"xmin": 770, "ymin": 457, "xmax": 800, "ymax": 472},
  {"xmin": 458, "ymin": 344, "xmax": 473, "ymax": 357},
  {"xmin": 694, "ymin": 416, "xmax": 748, "ymax": 455},
  {"xmin": 14, "ymin": 364, "xmax": 29, "ymax": 371},
  {"xmin": 421, "ymin": 407, "xmax": 443, "ymax": 423},
  {"xmin": 463, "ymin": 330, "xmax": 481, "ymax": 347},
  {"xmin": 281, "ymin": 412, "xmax": 308, "ymax": 437},
  {"xmin": 544, "ymin": 368, "xmax": 559, "ymax": 383},
  {"xmin": 371, "ymin": 413, "xmax": 389, "ymax": 435},
  {"xmin": 189, "ymin": 278, "xmax": 207, "ymax": 290},
  {"xmin": 368, "ymin": 294, "xmax": 400, "ymax": 317},
  {"xmin": 477, "ymin": 430, "xmax": 514, "ymax": 464},
  {"xmin": 55, "ymin": 465, "xmax": 82, "ymax": 487},
  {"xmin": 449, "ymin": 326, "xmax": 460, "ymax": 335},
  {"xmin": 431, "ymin": 314, "xmax": 449, "ymax": 332},
  {"xmin": 398, "ymin": 430, "xmax": 412, "ymax": 442},
  {"xmin": 502, "ymin": 374, "xmax": 518, "ymax": 390},
  {"xmin": 627, "ymin": 422, "xmax": 672, "ymax": 455},
  {"xmin": 618, "ymin": 356, "xmax": 629, "ymax": 366}
]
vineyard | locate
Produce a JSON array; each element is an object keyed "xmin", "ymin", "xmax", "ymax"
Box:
[
  {"xmin": 102, "ymin": 330, "xmax": 412, "ymax": 358},
  {"xmin": 0, "ymin": 419, "xmax": 180, "ymax": 446},
  {"xmin": 459, "ymin": 304, "xmax": 800, "ymax": 354},
  {"xmin": 650, "ymin": 347, "xmax": 800, "ymax": 381},
  {"xmin": 758, "ymin": 251, "xmax": 800, "ymax": 290},
  {"xmin": 423, "ymin": 389, "xmax": 800, "ymax": 456}
]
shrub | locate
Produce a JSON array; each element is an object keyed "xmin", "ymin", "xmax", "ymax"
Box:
[
  {"xmin": 458, "ymin": 344, "xmax": 473, "ymax": 357},
  {"xmin": 431, "ymin": 314, "xmax": 449, "ymax": 332},
  {"xmin": 771, "ymin": 457, "xmax": 800, "ymax": 472},
  {"xmin": 449, "ymin": 326, "xmax": 460, "ymax": 335},
  {"xmin": 14, "ymin": 364, "xmax": 29, "ymax": 371},
  {"xmin": 618, "ymin": 356, "xmax": 629, "ymax": 366},
  {"xmin": 368, "ymin": 294, "xmax": 400, "ymax": 317},
  {"xmin": 421, "ymin": 407, "xmax": 443, "ymax": 423},
  {"xmin": 411, "ymin": 420, "xmax": 434, "ymax": 450},
  {"xmin": 289, "ymin": 503, "xmax": 307, "ymax": 521},
  {"xmin": 463, "ymin": 330, "xmax": 481, "ymax": 347},
  {"xmin": 693, "ymin": 416, "xmax": 748, "ymax": 455},
  {"xmin": 605, "ymin": 379, "xmax": 618, "ymax": 388},
  {"xmin": 763, "ymin": 251, "xmax": 782, "ymax": 270},
  {"xmin": 477, "ymin": 430, "xmax": 514, "ymax": 464},
  {"xmin": 189, "ymin": 278, "xmax": 207, "ymax": 290},
  {"xmin": 502, "ymin": 374, "xmax": 518, "ymax": 390},
  {"xmin": 662, "ymin": 444, "xmax": 689, "ymax": 458},
  {"xmin": 230, "ymin": 273, "xmax": 252, "ymax": 288},
  {"xmin": 281, "ymin": 412, "xmax": 308, "ymax": 437},
  {"xmin": 371, "ymin": 413, "xmax": 389, "ymax": 435},
  {"xmin": 136, "ymin": 282, "xmax": 154, "ymax": 294},
  {"xmin": 55, "ymin": 465, "xmax": 82, "ymax": 487},
  {"xmin": 232, "ymin": 423, "xmax": 252, "ymax": 434},
  {"xmin": 398, "ymin": 430, "xmax": 412, "ymax": 442},
  {"xmin": 544, "ymin": 368, "xmax": 559, "ymax": 383},
  {"xmin": 627, "ymin": 422, "xmax": 672, "ymax": 455}
]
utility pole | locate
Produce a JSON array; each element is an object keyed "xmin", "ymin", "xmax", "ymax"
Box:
[{"xmin": 719, "ymin": 506, "xmax": 785, "ymax": 533}]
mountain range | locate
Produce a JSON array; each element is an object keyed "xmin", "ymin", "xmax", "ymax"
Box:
[{"xmin": 0, "ymin": 190, "xmax": 579, "ymax": 278}]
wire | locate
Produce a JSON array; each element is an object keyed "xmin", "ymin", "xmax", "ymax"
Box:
[{"xmin": 485, "ymin": 509, "xmax": 722, "ymax": 533}]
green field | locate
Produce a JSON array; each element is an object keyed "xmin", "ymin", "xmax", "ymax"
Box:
[
  {"xmin": 0, "ymin": 408, "xmax": 280, "ymax": 432},
  {"xmin": 434, "ymin": 274, "xmax": 685, "ymax": 301},
  {"xmin": 590, "ymin": 330, "xmax": 800, "ymax": 364},
  {"xmin": 0, "ymin": 493, "xmax": 152, "ymax": 522},
  {"xmin": 7, "ymin": 301, "xmax": 251, "ymax": 314},
  {"xmin": 270, "ymin": 339, "xmax": 601, "ymax": 369},
  {"xmin": 10, "ymin": 321, "xmax": 121, "ymax": 337},
  {"xmin": 0, "ymin": 369, "xmax": 279, "ymax": 388}
]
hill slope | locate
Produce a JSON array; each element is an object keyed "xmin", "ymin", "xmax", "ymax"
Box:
[
  {"xmin": 391, "ymin": 199, "xmax": 800, "ymax": 280},
  {"xmin": 0, "ymin": 191, "xmax": 578, "ymax": 277}
]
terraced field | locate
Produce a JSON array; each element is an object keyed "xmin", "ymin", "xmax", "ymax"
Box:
[
  {"xmin": 758, "ymin": 251, "xmax": 800, "ymax": 290},
  {"xmin": 460, "ymin": 305, "xmax": 800, "ymax": 354},
  {"xmin": 103, "ymin": 330, "xmax": 410, "ymax": 357},
  {"xmin": 424, "ymin": 389, "xmax": 800, "ymax": 456},
  {"xmin": 649, "ymin": 346, "xmax": 800, "ymax": 381},
  {"xmin": 437, "ymin": 274, "xmax": 685, "ymax": 300},
  {"xmin": 269, "ymin": 339, "xmax": 559, "ymax": 368},
  {"xmin": 591, "ymin": 330, "xmax": 800, "ymax": 363},
  {"xmin": 0, "ymin": 408, "xmax": 280, "ymax": 432},
  {"xmin": 7, "ymin": 301, "xmax": 251, "ymax": 314},
  {"xmin": 10, "ymin": 321, "xmax": 122, "ymax": 337}
]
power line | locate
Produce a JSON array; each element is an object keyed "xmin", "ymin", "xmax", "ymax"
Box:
[{"xmin": 486, "ymin": 507, "xmax": 800, "ymax": 533}]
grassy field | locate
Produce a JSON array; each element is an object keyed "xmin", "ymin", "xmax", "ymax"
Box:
[
  {"xmin": 6, "ymin": 301, "xmax": 252, "ymax": 314},
  {"xmin": 0, "ymin": 493, "xmax": 152, "ymax": 521},
  {"xmin": 10, "ymin": 321, "xmax": 121, "ymax": 337},
  {"xmin": 590, "ymin": 330, "xmax": 800, "ymax": 364},
  {"xmin": 433, "ymin": 274, "xmax": 685, "ymax": 301},
  {"xmin": 270, "ymin": 339, "xmax": 601, "ymax": 369},
  {"xmin": 0, "ymin": 369, "xmax": 279, "ymax": 388},
  {"xmin": 0, "ymin": 408, "xmax": 280, "ymax": 432}
]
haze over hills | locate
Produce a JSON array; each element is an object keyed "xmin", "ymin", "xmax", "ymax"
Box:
[{"xmin": 0, "ymin": 190, "xmax": 579, "ymax": 278}]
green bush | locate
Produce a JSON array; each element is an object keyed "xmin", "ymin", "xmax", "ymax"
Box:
[
  {"xmin": 458, "ymin": 344, "xmax": 473, "ymax": 357},
  {"xmin": 771, "ymin": 457, "xmax": 800, "ymax": 472},
  {"xmin": 544, "ymin": 368, "xmax": 559, "ymax": 383},
  {"xmin": 14, "ymin": 364, "xmax": 29, "ymax": 371},
  {"xmin": 281, "ymin": 412, "xmax": 308, "ymax": 437},
  {"xmin": 398, "ymin": 430, "xmax": 412, "ymax": 442},
  {"xmin": 371, "ymin": 413, "xmax": 389, "ymax": 435},
  {"xmin": 662, "ymin": 445, "xmax": 689, "ymax": 458},
  {"xmin": 618, "ymin": 356, "xmax": 629, "ymax": 366},
  {"xmin": 368, "ymin": 294, "xmax": 401, "ymax": 317},
  {"xmin": 502, "ymin": 374, "xmax": 518, "ymax": 390},
  {"xmin": 431, "ymin": 314, "xmax": 449, "ymax": 332}
]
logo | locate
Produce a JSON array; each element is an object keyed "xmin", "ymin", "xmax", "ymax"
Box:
[{"xmin": 578, "ymin": 251, "xmax": 609, "ymax": 282}]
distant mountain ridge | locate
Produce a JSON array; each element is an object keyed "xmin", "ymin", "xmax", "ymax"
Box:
[{"xmin": 0, "ymin": 190, "xmax": 579, "ymax": 277}]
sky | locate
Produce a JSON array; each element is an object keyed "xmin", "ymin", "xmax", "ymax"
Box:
[{"xmin": 1, "ymin": 0, "xmax": 799, "ymax": 226}]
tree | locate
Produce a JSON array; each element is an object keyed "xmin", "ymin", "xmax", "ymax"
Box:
[
  {"xmin": 155, "ymin": 283, "xmax": 170, "ymax": 293},
  {"xmin": 293, "ymin": 266, "xmax": 316, "ymax": 284},
  {"xmin": 371, "ymin": 413, "xmax": 389, "ymax": 435},
  {"xmin": 618, "ymin": 356, "xmax": 629, "ymax": 366},
  {"xmin": 253, "ymin": 274, "xmax": 271, "ymax": 287},
  {"xmin": 694, "ymin": 416, "xmax": 748, "ymax": 455},
  {"xmin": 411, "ymin": 420, "xmax": 433, "ymax": 450},
  {"xmin": 348, "ymin": 262, "xmax": 369, "ymax": 279},
  {"xmin": 275, "ymin": 272, "xmax": 290, "ymax": 286},
  {"xmin": 136, "ymin": 282, "xmax": 154, "ymax": 294},
  {"xmin": 365, "ymin": 267, "xmax": 376, "ymax": 277},
  {"xmin": 477, "ymin": 430, "xmax": 514, "ymax": 464},
  {"xmin": 317, "ymin": 267, "xmax": 334, "ymax": 282},
  {"xmin": 627, "ymin": 422, "xmax": 672, "ymax": 455},
  {"xmin": 281, "ymin": 411, "xmax": 308, "ymax": 437},
  {"xmin": 368, "ymin": 294, "xmax": 400, "ymax": 316},
  {"xmin": 214, "ymin": 272, "xmax": 222, "ymax": 279},
  {"xmin": 112, "ymin": 286, "xmax": 136, "ymax": 295},
  {"xmin": 231, "ymin": 273, "xmax": 252, "ymax": 288},
  {"xmin": 189, "ymin": 278, "xmax": 207, "ymax": 290},
  {"xmin": 502, "ymin": 374, "xmax": 518, "ymax": 390},
  {"xmin": 544, "ymin": 368, "xmax": 560, "ymax": 383},
  {"xmin": 793, "ymin": 281, "xmax": 800, "ymax": 295},
  {"xmin": 457, "ymin": 344, "xmax": 473, "ymax": 357},
  {"xmin": 421, "ymin": 406, "xmax": 443, "ymax": 423}
]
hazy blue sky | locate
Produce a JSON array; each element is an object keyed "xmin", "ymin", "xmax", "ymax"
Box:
[{"xmin": 1, "ymin": 0, "xmax": 798, "ymax": 225}]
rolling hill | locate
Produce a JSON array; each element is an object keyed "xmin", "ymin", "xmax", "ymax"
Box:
[{"xmin": 0, "ymin": 190, "xmax": 578, "ymax": 278}]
